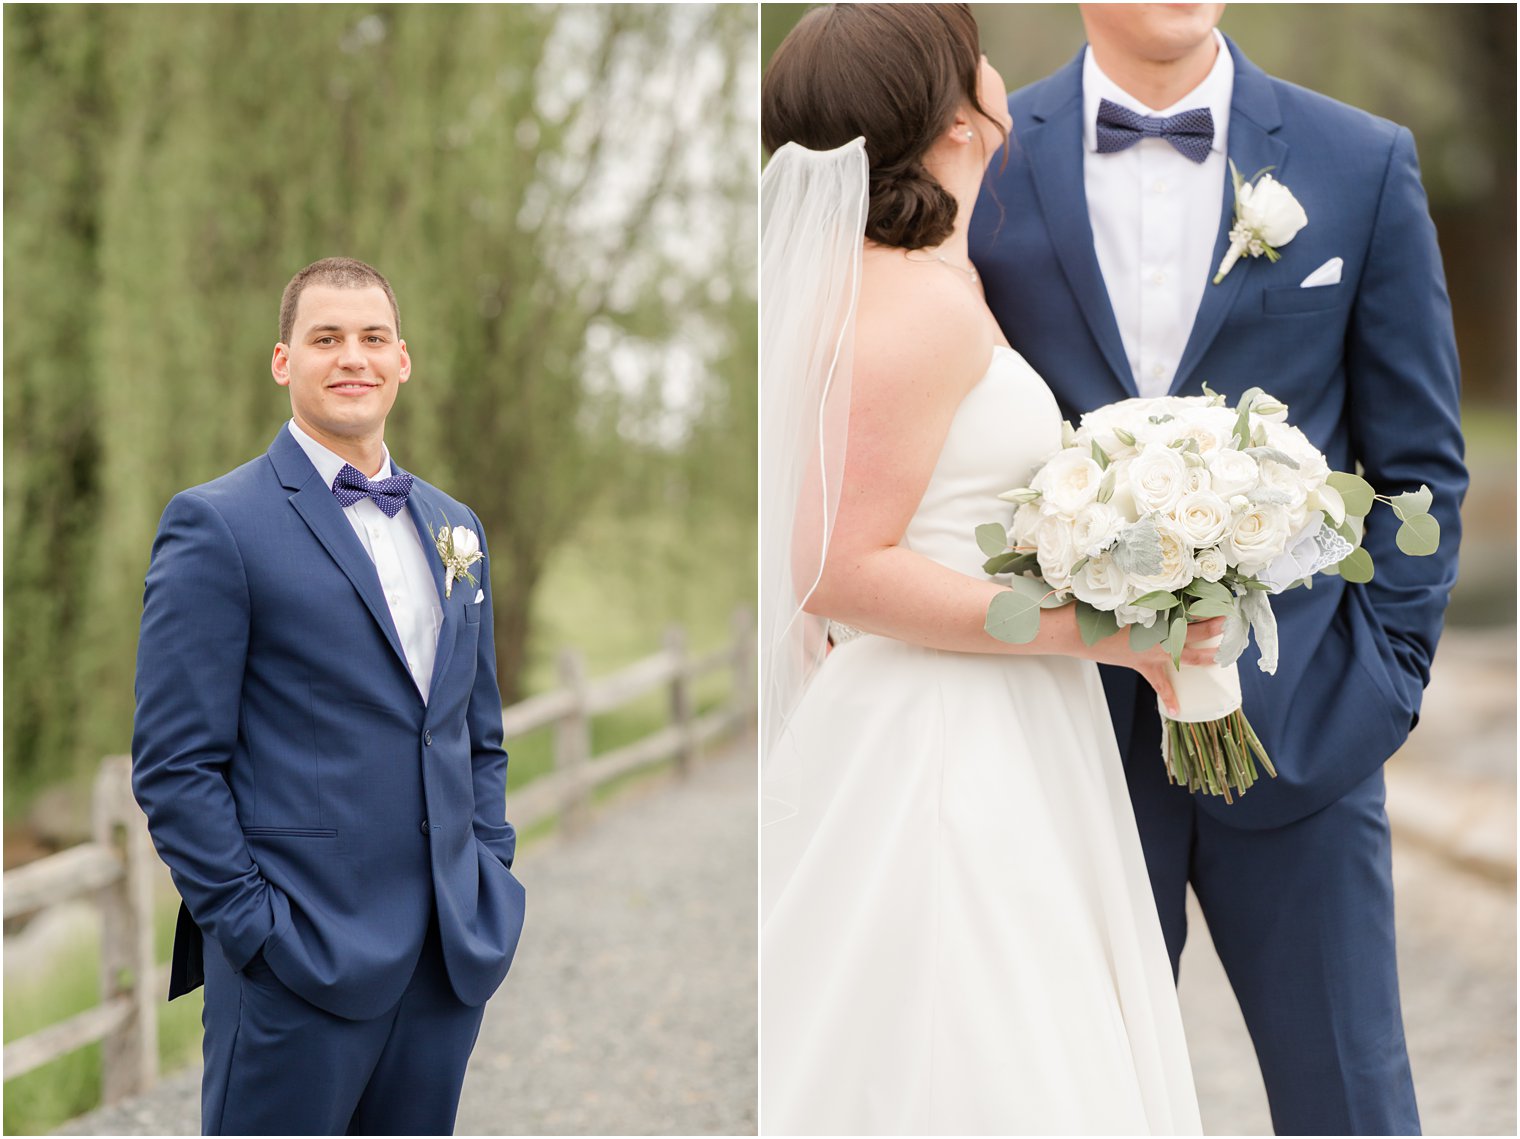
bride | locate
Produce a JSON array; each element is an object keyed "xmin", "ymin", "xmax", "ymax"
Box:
[{"xmin": 760, "ymin": 6, "xmax": 1213, "ymax": 1134}]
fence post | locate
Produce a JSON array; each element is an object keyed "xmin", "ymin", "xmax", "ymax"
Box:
[
  {"xmin": 555, "ymin": 647, "xmax": 592, "ymax": 837},
  {"xmin": 93, "ymin": 756, "xmax": 158, "ymax": 1103},
  {"xmin": 665, "ymin": 625, "xmax": 697, "ymax": 777},
  {"xmin": 731, "ymin": 606, "xmax": 756, "ymax": 733}
]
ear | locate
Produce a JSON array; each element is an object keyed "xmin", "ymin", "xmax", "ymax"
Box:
[
  {"xmin": 397, "ymin": 339, "xmax": 412, "ymax": 384},
  {"xmin": 949, "ymin": 107, "xmax": 976, "ymax": 143},
  {"xmin": 272, "ymin": 343, "xmax": 292, "ymax": 387}
]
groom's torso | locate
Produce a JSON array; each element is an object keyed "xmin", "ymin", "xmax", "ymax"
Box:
[
  {"xmin": 166, "ymin": 428, "xmax": 510, "ymax": 1016},
  {"xmin": 973, "ymin": 38, "xmax": 1440, "ymax": 826}
]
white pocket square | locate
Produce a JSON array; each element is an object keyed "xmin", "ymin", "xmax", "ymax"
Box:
[
  {"xmin": 1300, "ymin": 257, "xmax": 1342, "ymax": 288},
  {"xmin": 473, "ymin": 589, "xmax": 484, "ymax": 604}
]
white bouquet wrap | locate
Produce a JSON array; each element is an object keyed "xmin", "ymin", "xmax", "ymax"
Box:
[{"xmin": 978, "ymin": 385, "xmax": 1442, "ymax": 801}]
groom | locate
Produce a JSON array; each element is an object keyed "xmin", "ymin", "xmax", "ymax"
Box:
[
  {"xmin": 132, "ymin": 257, "xmax": 525, "ymax": 1134},
  {"xmin": 973, "ymin": 6, "xmax": 1465, "ymax": 1135}
]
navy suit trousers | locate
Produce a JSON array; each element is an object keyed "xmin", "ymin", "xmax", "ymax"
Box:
[{"xmin": 201, "ymin": 911, "xmax": 486, "ymax": 1136}]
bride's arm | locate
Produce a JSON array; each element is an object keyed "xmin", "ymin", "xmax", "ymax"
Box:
[{"xmin": 803, "ymin": 281, "xmax": 1214, "ymax": 714}]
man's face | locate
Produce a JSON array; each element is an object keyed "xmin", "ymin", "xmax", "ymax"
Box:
[
  {"xmin": 1079, "ymin": 4, "xmax": 1225, "ymax": 64},
  {"xmin": 272, "ymin": 285, "xmax": 410, "ymax": 448}
]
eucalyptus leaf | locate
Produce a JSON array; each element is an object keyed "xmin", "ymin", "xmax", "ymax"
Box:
[
  {"xmin": 1129, "ymin": 618, "xmax": 1170, "ymax": 653},
  {"xmin": 1164, "ymin": 614, "xmax": 1188, "ymax": 667},
  {"xmin": 1389, "ymin": 485, "xmax": 1434, "ymax": 522},
  {"xmin": 975, "ymin": 522, "xmax": 1009, "ymax": 558},
  {"xmin": 1395, "ymin": 514, "xmax": 1440, "ymax": 556},
  {"xmin": 1184, "ymin": 579, "xmax": 1233, "ymax": 603},
  {"xmin": 1132, "ymin": 590, "xmax": 1180, "ymax": 610},
  {"xmin": 985, "ymin": 586, "xmax": 1042, "ymax": 644},
  {"xmin": 1187, "ymin": 596, "xmax": 1238, "ymax": 620},
  {"xmin": 1337, "ymin": 546, "xmax": 1375, "ymax": 583},
  {"xmin": 981, "ymin": 550, "xmax": 1025, "ymax": 576},
  {"xmin": 1327, "ymin": 471, "xmax": 1374, "ymax": 517},
  {"xmin": 1076, "ymin": 602, "xmax": 1120, "ymax": 647}
]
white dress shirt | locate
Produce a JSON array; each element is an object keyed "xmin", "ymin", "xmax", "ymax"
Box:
[
  {"xmin": 1083, "ymin": 29, "xmax": 1234, "ymax": 398},
  {"xmin": 287, "ymin": 419, "xmax": 443, "ymax": 703}
]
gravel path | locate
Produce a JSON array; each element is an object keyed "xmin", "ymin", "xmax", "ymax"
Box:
[{"xmin": 56, "ymin": 744, "xmax": 758, "ymax": 1137}]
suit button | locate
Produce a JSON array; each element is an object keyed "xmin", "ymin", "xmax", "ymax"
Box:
[
  {"xmin": 423, "ymin": 730, "xmax": 432, "ymax": 746},
  {"xmin": 420, "ymin": 819, "xmax": 430, "ymax": 835}
]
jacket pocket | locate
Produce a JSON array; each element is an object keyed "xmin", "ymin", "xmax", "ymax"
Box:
[{"xmin": 242, "ymin": 827, "xmax": 338, "ymax": 838}]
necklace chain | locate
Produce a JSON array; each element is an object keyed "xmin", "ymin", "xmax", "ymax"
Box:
[{"xmin": 904, "ymin": 247, "xmax": 979, "ymax": 283}]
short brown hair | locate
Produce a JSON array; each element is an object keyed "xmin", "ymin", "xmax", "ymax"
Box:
[
  {"xmin": 278, "ymin": 257, "xmax": 400, "ymax": 343},
  {"xmin": 762, "ymin": 4, "xmax": 997, "ymax": 250}
]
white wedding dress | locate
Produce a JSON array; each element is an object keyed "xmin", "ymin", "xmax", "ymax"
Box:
[{"xmin": 761, "ymin": 345, "xmax": 1202, "ymax": 1136}]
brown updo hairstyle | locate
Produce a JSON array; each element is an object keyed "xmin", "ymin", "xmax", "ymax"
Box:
[{"xmin": 762, "ymin": 4, "xmax": 1001, "ymax": 250}]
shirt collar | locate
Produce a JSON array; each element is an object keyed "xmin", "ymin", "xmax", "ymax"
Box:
[
  {"xmin": 286, "ymin": 418, "xmax": 393, "ymax": 491},
  {"xmin": 1082, "ymin": 28, "xmax": 1233, "ymax": 156}
]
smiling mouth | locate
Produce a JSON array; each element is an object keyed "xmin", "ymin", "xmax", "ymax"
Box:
[{"xmin": 328, "ymin": 380, "xmax": 380, "ymax": 393}]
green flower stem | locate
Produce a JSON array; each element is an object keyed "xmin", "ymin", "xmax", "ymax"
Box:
[{"xmin": 1162, "ymin": 709, "xmax": 1278, "ymax": 802}]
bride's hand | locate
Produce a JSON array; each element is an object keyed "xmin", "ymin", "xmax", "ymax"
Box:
[{"xmin": 1079, "ymin": 616, "xmax": 1226, "ymax": 718}]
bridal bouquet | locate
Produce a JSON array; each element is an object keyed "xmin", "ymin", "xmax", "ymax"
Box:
[{"xmin": 977, "ymin": 386, "xmax": 1440, "ymax": 801}]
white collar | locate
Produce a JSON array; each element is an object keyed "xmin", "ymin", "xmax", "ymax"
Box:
[
  {"xmin": 286, "ymin": 418, "xmax": 394, "ymax": 491},
  {"xmin": 1082, "ymin": 28, "xmax": 1233, "ymax": 156}
]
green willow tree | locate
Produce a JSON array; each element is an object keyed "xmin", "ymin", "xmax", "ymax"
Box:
[{"xmin": 4, "ymin": 4, "xmax": 757, "ymax": 795}]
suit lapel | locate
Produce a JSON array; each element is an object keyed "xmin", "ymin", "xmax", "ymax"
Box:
[
  {"xmin": 1026, "ymin": 52, "xmax": 1137, "ymax": 399},
  {"xmin": 402, "ymin": 478, "xmax": 462, "ymax": 703},
  {"xmin": 268, "ymin": 430, "xmax": 413, "ymax": 681},
  {"xmin": 1171, "ymin": 39, "xmax": 1288, "ymax": 394}
]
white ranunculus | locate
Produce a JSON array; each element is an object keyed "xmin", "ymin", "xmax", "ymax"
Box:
[
  {"xmin": 1129, "ymin": 516, "xmax": 1194, "ymax": 593},
  {"xmin": 1193, "ymin": 545, "xmax": 1228, "ymax": 582},
  {"xmin": 1031, "ymin": 450, "xmax": 1105, "ymax": 516},
  {"xmin": 1070, "ymin": 501, "xmax": 1126, "ymax": 558},
  {"xmin": 1174, "ymin": 490, "xmax": 1231, "ymax": 549},
  {"xmin": 1127, "ymin": 444, "xmax": 1190, "ymax": 516},
  {"xmin": 451, "ymin": 526, "xmax": 481, "ymax": 559},
  {"xmin": 1239, "ymin": 176, "xmax": 1307, "ymax": 247},
  {"xmin": 1221, "ymin": 504, "xmax": 1293, "ymax": 575},
  {"xmin": 1116, "ymin": 601, "xmax": 1160, "ymax": 629},
  {"xmin": 1070, "ymin": 553, "xmax": 1130, "ymax": 612},
  {"xmin": 1034, "ymin": 515, "xmax": 1080, "ymax": 589},
  {"xmin": 1206, "ymin": 448, "xmax": 1261, "ymax": 498}
]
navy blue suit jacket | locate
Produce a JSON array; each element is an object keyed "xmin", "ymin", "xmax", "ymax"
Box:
[
  {"xmin": 133, "ymin": 427, "xmax": 525, "ymax": 1021},
  {"xmin": 971, "ymin": 37, "xmax": 1467, "ymax": 828}
]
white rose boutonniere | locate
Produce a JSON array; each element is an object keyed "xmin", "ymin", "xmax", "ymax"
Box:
[
  {"xmin": 434, "ymin": 523, "xmax": 484, "ymax": 598},
  {"xmin": 1212, "ymin": 161, "xmax": 1308, "ymax": 284}
]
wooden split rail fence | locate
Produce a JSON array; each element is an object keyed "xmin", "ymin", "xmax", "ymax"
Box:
[{"xmin": 2, "ymin": 608, "xmax": 755, "ymax": 1105}]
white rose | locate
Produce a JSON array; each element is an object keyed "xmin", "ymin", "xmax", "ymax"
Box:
[
  {"xmin": 1184, "ymin": 465, "xmax": 1212, "ymax": 494},
  {"xmin": 1031, "ymin": 450, "xmax": 1105, "ymax": 516},
  {"xmin": 1070, "ymin": 501, "xmax": 1126, "ymax": 558},
  {"xmin": 1173, "ymin": 490, "xmax": 1231, "ymax": 549},
  {"xmin": 1221, "ymin": 504, "xmax": 1292, "ymax": 575},
  {"xmin": 1126, "ymin": 444, "xmax": 1190, "ymax": 516},
  {"xmin": 1129, "ymin": 516, "xmax": 1193, "ymax": 593},
  {"xmin": 1193, "ymin": 546, "xmax": 1228, "ymax": 582},
  {"xmin": 1070, "ymin": 553, "xmax": 1130, "ymax": 612},
  {"xmin": 1262, "ymin": 421, "xmax": 1330, "ymax": 487},
  {"xmin": 1167, "ymin": 406, "xmax": 1233, "ymax": 456},
  {"xmin": 451, "ymin": 526, "xmax": 481, "ymax": 559},
  {"xmin": 1206, "ymin": 448, "xmax": 1260, "ymax": 498},
  {"xmin": 1034, "ymin": 515, "xmax": 1080, "ymax": 589},
  {"xmin": 1256, "ymin": 460, "xmax": 1311, "ymax": 530},
  {"xmin": 1237, "ymin": 176, "xmax": 1307, "ymax": 248},
  {"xmin": 1009, "ymin": 501, "xmax": 1043, "ymax": 549}
]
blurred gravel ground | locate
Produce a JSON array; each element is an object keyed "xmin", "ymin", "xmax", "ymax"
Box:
[{"xmin": 55, "ymin": 744, "xmax": 758, "ymax": 1137}]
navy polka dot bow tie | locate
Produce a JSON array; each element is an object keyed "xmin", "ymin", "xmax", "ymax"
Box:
[
  {"xmin": 1095, "ymin": 98, "xmax": 1214, "ymax": 164},
  {"xmin": 332, "ymin": 463, "xmax": 415, "ymax": 518}
]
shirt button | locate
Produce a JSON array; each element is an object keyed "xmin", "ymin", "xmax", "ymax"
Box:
[
  {"xmin": 1151, "ymin": 271, "xmax": 1166, "ymax": 286},
  {"xmin": 420, "ymin": 819, "xmax": 430, "ymax": 835},
  {"xmin": 371, "ymin": 527, "xmax": 382, "ymax": 540},
  {"xmin": 1151, "ymin": 364, "xmax": 1166, "ymax": 379},
  {"xmin": 389, "ymin": 593, "xmax": 401, "ymax": 606},
  {"xmin": 1152, "ymin": 179, "xmax": 1168, "ymax": 194}
]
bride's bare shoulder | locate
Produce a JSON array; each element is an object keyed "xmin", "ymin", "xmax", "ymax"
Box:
[{"xmin": 852, "ymin": 248, "xmax": 994, "ymax": 401}]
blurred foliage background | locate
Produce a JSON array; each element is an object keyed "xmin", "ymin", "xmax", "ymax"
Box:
[
  {"xmin": 762, "ymin": 2, "xmax": 1516, "ymax": 625},
  {"xmin": 4, "ymin": 4, "xmax": 758, "ymax": 825}
]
